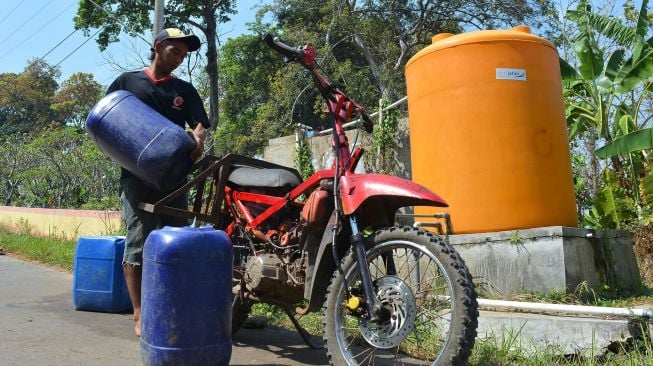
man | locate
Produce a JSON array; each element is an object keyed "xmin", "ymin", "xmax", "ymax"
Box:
[{"xmin": 107, "ymin": 28, "xmax": 210, "ymax": 337}]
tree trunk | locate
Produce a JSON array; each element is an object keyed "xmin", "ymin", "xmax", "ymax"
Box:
[
  {"xmin": 587, "ymin": 127, "xmax": 598, "ymax": 197},
  {"xmin": 352, "ymin": 32, "xmax": 389, "ymax": 99},
  {"xmin": 4, "ymin": 181, "xmax": 16, "ymax": 206},
  {"xmin": 203, "ymin": 2, "xmax": 219, "ymax": 129}
]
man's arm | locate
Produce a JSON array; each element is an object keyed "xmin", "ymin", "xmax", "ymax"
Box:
[
  {"xmin": 184, "ymin": 83, "xmax": 209, "ymax": 160},
  {"xmin": 189, "ymin": 123, "xmax": 206, "ymax": 161}
]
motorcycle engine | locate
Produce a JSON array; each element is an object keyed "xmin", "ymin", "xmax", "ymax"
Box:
[{"xmin": 244, "ymin": 254, "xmax": 304, "ymax": 302}]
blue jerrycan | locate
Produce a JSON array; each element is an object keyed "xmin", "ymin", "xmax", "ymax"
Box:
[
  {"xmin": 85, "ymin": 90, "xmax": 196, "ymax": 192},
  {"xmin": 72, "ymin": 236, "xmax": 131, "ymax": 313},
  {"xmin": 140, "ymin": 226, "xmax": 233, "ymax": 366}
]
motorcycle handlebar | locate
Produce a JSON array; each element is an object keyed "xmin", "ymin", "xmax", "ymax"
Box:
[
  {"xmin": 361, "ymin": 111, "xmax": 374, "ymax": 134},
  {"xmin": 263, "ymin": 34, "xmax": 304, "ymax": 62}
]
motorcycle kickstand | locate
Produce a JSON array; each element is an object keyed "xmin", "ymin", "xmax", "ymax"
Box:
[{"xmin": 283, "ymin": 308, "xmax": 324, "ymax": 350}]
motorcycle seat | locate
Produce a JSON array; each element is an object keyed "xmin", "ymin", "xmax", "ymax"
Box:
[{"xmin": 227, "ymin": 166, "xmax": 301, "ymax": 189}]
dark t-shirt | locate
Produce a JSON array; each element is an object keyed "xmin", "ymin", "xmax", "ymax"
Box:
[
  {"xmin": 107, "ymin": 70, "xmax": 210, "ymax": 129},
  {"xmin": 107, "ymin": 70, "xmax": 210, "ymax": 179}
]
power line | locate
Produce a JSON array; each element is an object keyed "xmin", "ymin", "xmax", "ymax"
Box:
[
  {"xmin": 30, "ymin": 0, "xmax": 149, "ymax": 81},
  {"xmin": 0, "ymin": 0, "xmax": 54, "ymax": 48},
  {"xmin": 54, "ymin": 27, "xmax": 105, "ymax": 68},
  {"xmin": 0, "ymin": 0, "xmax": 26, "ymax": 26},
  {"xmin": 40, "ymin": 29, "xmax": 79, "ymax": 60},
  {"xmin": 0, "ymin": 1, "xmax": 76, "ymax": 62}
]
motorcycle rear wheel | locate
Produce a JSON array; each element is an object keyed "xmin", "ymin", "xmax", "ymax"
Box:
[{"xmin": 323, "ymin": 226, "xmax": 478, "ymax": 365}]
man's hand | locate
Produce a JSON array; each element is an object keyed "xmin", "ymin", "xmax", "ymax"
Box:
[{"xmin": 189, "ymin": 124, "xmax": 206, "ymax": 161}]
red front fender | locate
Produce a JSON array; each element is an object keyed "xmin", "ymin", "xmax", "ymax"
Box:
[{"xmin": 339, "ymin": 174, "xmax": 447, "ymax": 215}]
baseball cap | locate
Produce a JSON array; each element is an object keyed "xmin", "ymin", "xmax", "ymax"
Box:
[{"xmin": 153, "ymin": 28, "xmax": 201, "ymax": 52}]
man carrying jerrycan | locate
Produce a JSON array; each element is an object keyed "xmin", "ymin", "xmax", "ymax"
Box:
[{"xmin": 107, "ymin": 28, "xmax": 209, "ymax": 337}]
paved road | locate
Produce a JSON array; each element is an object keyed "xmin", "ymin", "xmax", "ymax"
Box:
[{"xmin": 0, "ymin": 255, "xmax": 328, "ymax": 366}]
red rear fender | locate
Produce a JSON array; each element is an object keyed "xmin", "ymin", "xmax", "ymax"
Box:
[{"xmin": 339, "ymin": 174, "xmax": 447, "ymax": 215}]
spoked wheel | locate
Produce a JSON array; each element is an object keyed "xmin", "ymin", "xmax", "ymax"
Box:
[{"xmin": 323, "ymin": 226, "xmax": 478, "ymax": 365}]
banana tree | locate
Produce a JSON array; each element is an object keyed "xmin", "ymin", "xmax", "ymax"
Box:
[{"xmin": 561, "ymin": 0, "xmax": 653, "ymax": 227}]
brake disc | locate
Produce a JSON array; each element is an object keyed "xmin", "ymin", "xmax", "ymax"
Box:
[{"xmin": 359, "ymin": 276, "xmax": 417, "ymax": 349}]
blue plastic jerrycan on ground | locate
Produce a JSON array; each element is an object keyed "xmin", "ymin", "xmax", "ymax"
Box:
[
  {"xmin": 72, "ymin": 236, "xmax": 132, "ymax": 313},
  {"xmin": 85, "ymin": 90, "xmax": 196, "ymax": 192},
  {"xmin": 140, "ymin": 226, "xmax": 233, "ymax": 366}
]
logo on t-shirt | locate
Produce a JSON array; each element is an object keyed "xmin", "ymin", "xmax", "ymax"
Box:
[{"xmin": 172, "ymin": 96, "xmax": 184, "ymax": 110}]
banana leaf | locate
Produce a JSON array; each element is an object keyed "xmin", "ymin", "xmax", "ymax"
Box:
[
  {"xmin": 596, "ymin": 169, "xmax": 635, "ymax": 229},
  {"xmin": 615, "ymin": 46, "xmax": 653, "ymax": 94},
  {"xmin": 582, "ymin": 206, "xmax": 603, "ymax": 228},
  {"xmin": 573, "ymin": 31, "xmax": 605, "ymax": 80},
  {"xmin": 616, "ymin": 113, "xmax": 634, "ymax": 136},
  {"xmin": 596, "ymin": 127, "xmax": 653, "ymax": 159},
  {"xmin": 559, "ymin": 57, "xmax": 578, "ymax": 79},
  {"xmin": 604, "ymin": 49, "xmax": 625, "ymax": 82},
  {"xmin": 567, "ymin": 0, "xmax": 605, "ymax": 80},
  {"xmin": 635, "ymin": 0, "xmax": 650, "ymax": 38},
  {"xmin": 585, "ymin": 12, "xmax": 638, "ymax": 46}
]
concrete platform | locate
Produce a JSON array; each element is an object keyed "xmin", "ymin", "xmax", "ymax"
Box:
[{"xmin": 449, "ymin": 226, "xmax": 641, "ymax": 297}]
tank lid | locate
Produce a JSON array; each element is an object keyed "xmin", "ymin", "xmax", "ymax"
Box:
[
  {"xmin": 407, "ymin": 26, "xmax": 556, "ymax": 69},
  {"xmin": 431, "ymin": 33, "xmax": 454, "ymax": 43},
  {"xmin": 512, "ymin": 25, "xmax": 532, "ymax": 33}
]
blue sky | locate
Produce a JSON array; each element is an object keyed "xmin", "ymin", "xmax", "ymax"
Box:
[{"xmin": 1, "ymin": 0, "xmax": 262, "ymax": 86}]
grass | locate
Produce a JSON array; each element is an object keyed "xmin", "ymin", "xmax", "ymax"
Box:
[
  {"xmin": 0, "ymin": 226, "xmax": 76, "ymax": 271},
  {"xmin": 468, "ymin": 336, "xmax": 653, "ymax": 365},
  {"xmin": 501, "ymin": 281, "xmax": 653, "ymax": 309},
  {"xmin": 3, "ymin": 227, "xmax": 653, "ymax": 365},
  {"xmin": 249, "ymin": 302, "xmax": 323, "ymax": 335}
]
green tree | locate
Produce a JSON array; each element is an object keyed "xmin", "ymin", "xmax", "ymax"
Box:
[
  {"xmin": 13, "ymin": 128, "xmax": 120, "ymax": 209},
  {"xmin": 0, "ymin": 128, "xmax": 120, "ymax": 209},
  {"xmin": 367, "ymin": 99, "xmax": 401, "ymax": 174},
  {"xmin": 0, "ymin": 134, "xmax": 36, "ymax": 205},
  {"xmin": 74, "ymin": 0, "xmax": 236, "ymax": 127},
  {"xmin": 0, "ymin": 60, "xmax": 60, "ymax": 136},
  {"xmin": 213, "ymin": 33, "xmax": 286, "ymax": 156},
  {"xmin": 293, "ymin": 131, "xmax": 314, "ymax": 179},
  {"xmin": 52, "ymin": 73, "xmax": 104, "ymax": 129}
]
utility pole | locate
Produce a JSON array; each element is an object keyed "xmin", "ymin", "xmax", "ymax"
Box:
[{"xmin": 153, "ymin": 0, "xmax": 165, "ymax": 40}]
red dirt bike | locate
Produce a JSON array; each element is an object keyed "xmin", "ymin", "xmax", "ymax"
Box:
[{"xmin": 142, "ymin": 34, "xmax": 478, "ymax": 365}]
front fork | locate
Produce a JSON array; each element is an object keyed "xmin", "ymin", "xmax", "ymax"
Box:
[{"xmin": 349, "ymin": 216, "xmax": 387, "ymax": 322}]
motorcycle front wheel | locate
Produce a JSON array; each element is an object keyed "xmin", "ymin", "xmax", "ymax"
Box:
[{"xmin": 323, "ymin": 226, "xmax": 478, "ymax": 365}]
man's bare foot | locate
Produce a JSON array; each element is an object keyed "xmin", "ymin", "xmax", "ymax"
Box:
[
  {"xmin": 135, "ymin": 318, "xmax": 141, "ymax": 337},
  {"xmin": 123, "ymin": 264, "xmax": 142, "ymax": 338}
]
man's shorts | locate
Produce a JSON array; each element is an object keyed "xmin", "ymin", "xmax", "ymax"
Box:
[{"xmin": 120, "ymin": 176, "xmax": 189, "ymax": 265}]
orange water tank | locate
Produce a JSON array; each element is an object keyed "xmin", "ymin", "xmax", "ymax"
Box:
[{"xmin": 405, "ymin": 26, "xmax": 577, "ymax": 234}]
